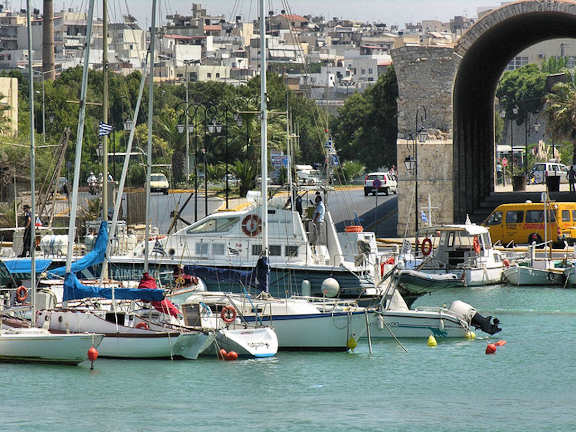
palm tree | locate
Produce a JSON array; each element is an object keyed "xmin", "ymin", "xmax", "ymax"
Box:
[{"xmin": 545, "ymin": 82, "xmax": 576, "ymax": 163}]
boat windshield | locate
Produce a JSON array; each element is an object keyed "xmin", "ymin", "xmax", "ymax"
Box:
[{"xmin": 186, "ymin": 217, "xmax": 239, "ymax": 234}]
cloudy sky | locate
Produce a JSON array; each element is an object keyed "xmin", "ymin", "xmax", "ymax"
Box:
[{"xmin": 26, "ymin": 0, "xmax": 500, "ymax": 27}]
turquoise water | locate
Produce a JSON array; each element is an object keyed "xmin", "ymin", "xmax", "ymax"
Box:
[{"xmin": 2, "ymin": 286, "xmax": 576, "ymax": 431}]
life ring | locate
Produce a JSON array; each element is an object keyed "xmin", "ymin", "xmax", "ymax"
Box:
[
  {"xmin": 220, "ymin": 306, "xmax": 237, "ymax": 323},
  {"xmin": 135, "ymin": 322, "xmax": 149, "ymax": 330},
  {"xmin": 473, "ymin": 236, "xmax": 481, "ymax": 254},
  {"xmin": 344, "ymin": 225, "xmax": 363, "ymax": 233},
  {"xmin": 16, "ymin": 286, "xmax": 28, "ymax": 303},
  {"xmin": 241, "ymin": 214, "xmax": 262, "ymax": 237},
  {"xmin": 421, "ymin": 238, "xmax": 433, "ymax": 256}
]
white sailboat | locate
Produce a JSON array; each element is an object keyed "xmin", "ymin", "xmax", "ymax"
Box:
[
  {"xmin": 0, "ymin": 1, "xmax": 104, "ymax": 366},
  {"xmin": 36, "ymin": 0, "xmax": 213, "ymax": 359}
]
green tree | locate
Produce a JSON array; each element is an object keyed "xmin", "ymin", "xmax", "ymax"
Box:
[{"xmin": 545, "ymin": 82, "xmax": 576, "ymax": 163}]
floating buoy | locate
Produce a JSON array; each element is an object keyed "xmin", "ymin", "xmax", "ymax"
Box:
[
  {"xmin": 218, "ymin": 348, "xmax": 228, "ymax": 360},
  {"xmin": 495, "ymin": 340, "xmax": 507, "ymax": 346},
  {"xmin": 465, "ymin": 331, "xmax": 476, "ymax": 340},
  {"xmin": 87, "ymin": 346, "xmax": 99, "ymax": 370},
  {"xmin": 503, "ymin": 259, "xmax": 511, "ymax": 267},
  {"xmin": 427, "ymin": 335, "xmax": 437, "ymax": 347},
  {"xmin": 485, "ymin": 343, "xmax": 497, "ymax": 355},
  {"xmin": 346, "ymin": 336, "xmax": 358, "ymax": 351},
  {"xmin": 226, "ymin": 351, "xmax": 238, "ymax": 361},
  {"xmin": 135, "ymin": 321, "xmax": 149, "ymax": 330}
]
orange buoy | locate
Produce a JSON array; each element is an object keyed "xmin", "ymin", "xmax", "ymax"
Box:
[
  {"xmin": 218, "ymin": 348, "xmax": 228, "ymax": 360},
  {"xmin": 87, "ymin": 346, "xmax": 99, "ymax": 370},
  {"xmin": 135, "ymin": 322, "xmax": 149, "ymax": 330},
  {"xmin": 226, "ymin": 351, "xmax": 238, "ymax": 361},
  {"xmin": 485, "ymin": 343, "xmax": 497, "ymax": 355},
  {"xmin": 495, "ymin": 340, "xmax": 507, "ymax": 346}
]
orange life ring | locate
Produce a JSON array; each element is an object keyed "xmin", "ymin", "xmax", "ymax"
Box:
[
  {"xmin": 16, "ymin": 286, "xmax": 28, "ymax": 303},
  {"xmin": 473, "ymin": 236, "xmax": 481, "ymax": 254},
  {"xmin": 344, "ymin": 225, "xmax": 364, "ymax": 232},
  {"xmin": 135, "ymin": 322, "xmax": 149, "ymax": 330},
  {"xmin": 220, "ymin": 306, "xmax": 237, "ymax": 323},
  {"xmin": 421, "ymin": 238, "xmax": 433, "ymax": 256},
  {"xmin": 241, "ymin": 214, "xmax": 262, "ymax": 237}
]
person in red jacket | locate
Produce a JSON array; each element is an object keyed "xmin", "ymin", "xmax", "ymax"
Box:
[{"xmin": 138, "ymin": 272, "xmax": 181, "ymax": 318}]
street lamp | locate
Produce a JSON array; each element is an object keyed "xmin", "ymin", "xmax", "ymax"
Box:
[{"xmin": 410, "ymin": 106, "xmax": 427, "ymax": 241}]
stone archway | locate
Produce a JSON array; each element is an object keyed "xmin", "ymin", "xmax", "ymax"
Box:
[{"xmin": 392, "ymin": 0, "xmax": 576, "ymax": 234}]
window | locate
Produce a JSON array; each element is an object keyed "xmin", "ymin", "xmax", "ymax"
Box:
[
  {"xmin": 526, "ymin": 210, "xmax": 556, "ymax": 223},
  {"xmin": 269, "ymin": 245, "xmax": 281, "ymax": 256},
  {"xmin": 285, "ymin": 245, "xmax": 298, "ymax": 257},
  {"xmin": 486, "ymin": 211, "xmax": 502, "ymax": 226},
  {"xmin": 252, "ymin": 244, "xmax": 262, "ymax": 256},
  {"xmin": 447, "ymin": 232, "xmax": 455, "ymax": 248},
  {"xmin": 534, "ymin": 164, "xmax": 545, "ymax": 171},
  {"xmin": 207, "ymin": 73, "xmax": 212, "ymax": 78},
  {"xmin": 368, "ymin": 68, "xmax": 373, "ymax": 74},
  {"xmin": 212, "ymin": 243, "xmax": 225, "ymax": 255},
  {"xmin": 572, "ymin": 210, "xmax": 576, "ymax": 222},
  {"xmin": 361, "ymin": 68, "xmax": 366, "ymax": 74},
  {"xmin": 187, "ymin": 217, "xmax": 238, "ymax": 234},
  {"xmin": 563, "ymin": 210, "xmax": 571, "ymax": 222},
  {"xmin": 506, "ymin": 211, "xmax": 524, "ymax": 224},
  {"xmin": 195, "ymin": 243, "xmax": 209, "ymax": 256},
  {"xmin": 216, "ymin": 73, "xmax": 220, "ymax": 78}
]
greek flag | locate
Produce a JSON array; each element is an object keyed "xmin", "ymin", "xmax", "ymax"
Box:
[
  {"xmin": 98, "ymin": 121, "xmax": 113, "ymax": 136},
  {"xmin": 152, "ymin": 239, "xmax": 166, "ymax": 256},
  {"xmin": 421, "ymin": 210, "xmax": 428, "ymax": 224}
]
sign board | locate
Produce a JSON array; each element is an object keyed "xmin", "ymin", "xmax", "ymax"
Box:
[{"xmin": 271, "ymin": 155, "xmax": 286, "ymax": 168}]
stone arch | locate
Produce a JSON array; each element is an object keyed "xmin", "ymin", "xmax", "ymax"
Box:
[{"xmin": 453, "ymin": 0, "xmax": 576, "ymax": 221}]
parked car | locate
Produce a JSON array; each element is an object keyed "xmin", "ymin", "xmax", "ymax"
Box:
[
  {"xmin": 150, "ymin": 173, "xmax": 169, "ymax": 195},
  {"xmin": 364, "ymin": 172, "xmax": 398, "ymax": 196},
  {"xmin": 530, "ymin": 162, "xmax": 568, "ymax": 184}
]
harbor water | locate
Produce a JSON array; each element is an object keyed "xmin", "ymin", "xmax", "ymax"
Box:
[{"xmin": 1, "ymin": 285, "xmax": 575, "ymax": 431}]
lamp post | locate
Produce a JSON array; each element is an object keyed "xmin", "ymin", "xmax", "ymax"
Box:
[{"xmin": 405, "ymin": 106, "xmax": 427, "ymax": 241}]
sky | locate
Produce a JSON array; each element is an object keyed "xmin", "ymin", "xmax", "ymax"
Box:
[{"xmin": 21, "ymin": 0, "xmax": 500, "ymax": 27}]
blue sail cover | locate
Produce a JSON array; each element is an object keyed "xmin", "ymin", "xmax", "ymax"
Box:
[
  {"xmin": 3, "ymin": 259, "xmax": 53, "ymax": 275},
  {"xmin": 184, "ymin": 256, "xmax": 270, "ymax": 292},
  {"xmin": 50, "ymin": 221, "xmax": 108, "ymax": 277},
  {"xmin": 63, "ymin": 272, "xmax": 165, "ymax": 302}
]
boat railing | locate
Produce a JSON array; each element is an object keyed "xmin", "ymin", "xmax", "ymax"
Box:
[
  {"xmin": 290, "ymin": 295, "xmax": 359, "ymax": 307},
  {"xmin": 413, "ymin": 305, "xmax": 458, "ymax": 317}
]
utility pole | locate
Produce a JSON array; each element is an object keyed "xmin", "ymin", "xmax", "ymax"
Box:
[{"xmin": 42, "ymin": 0, "xmax": 56, "ymax": 80}]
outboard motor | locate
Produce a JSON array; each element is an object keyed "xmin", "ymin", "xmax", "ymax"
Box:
[{"xmin": 449, "ymin": 300, "xmax": 502, "ymax": 335}]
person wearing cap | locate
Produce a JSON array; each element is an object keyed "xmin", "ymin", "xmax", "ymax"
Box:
[
  {"xmin": 19, "ymin": 204, "xmax": 32, "ymax": 257},
  {"xmin": 312, "ymin": 194, "xmax": 325, "ymax": 245}
]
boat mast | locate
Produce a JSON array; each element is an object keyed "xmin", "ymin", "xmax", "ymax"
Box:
[
  {"xmin": 25, "ymin": 0, "xmax": 36, "ymax": 326},
  {"xmin": 65, "ymin": 0, "xmax": 96, "ymax": 273},
  {"xmin": 260, "ymin": 0, "xmax": 268, "ymax": 256},
  {"xmin": 101, "ymin": 0, "xmax": 109, "ymax": 280},
  {"xmin": 144, "ymin": 0, "xmax": 157, "ymax": 273}
]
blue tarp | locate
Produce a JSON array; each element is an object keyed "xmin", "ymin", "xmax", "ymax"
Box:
[
  {"xmin": 184, "ymin": 256, "xmax": 270, "ymax": 292},
  {"xmin": 50, "ymin": 221, "xmax": 108, "ymax": 277},
  {"xmin": 63, "ymin": 273, "xmax": 165, "ymax": 302},
  {"xmin": 3, "ymin": 259, "xmax": 53, "ymax": 274}
]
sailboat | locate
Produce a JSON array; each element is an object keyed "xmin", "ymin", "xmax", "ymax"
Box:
[
  {"xmin": 36, "ymin": 0, "xmax": 213, "ymax": 359},
  {"xmin": 0, "ymin": 1, "xmax": 104, "ymax": 366}
]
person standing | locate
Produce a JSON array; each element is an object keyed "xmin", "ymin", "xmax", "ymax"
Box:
[
  {"xmin": 569, "ymin": 165, "xmax": 576, "ymax": 192},
  {"xmin": 19, "ymin": 204, "xmax": 32, "ymax": 257},
  {"xmin": 312, "ymin": 194, "xmax": 325, "ymax": 245}
]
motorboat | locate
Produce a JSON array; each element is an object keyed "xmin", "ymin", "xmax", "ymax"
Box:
[
  {"xmin": 503, "ymin": 264, "xmax": 564, "ymax": 286},
  {"xmin": 395, "ymin": 269, "xmax": 461, "ymax": 295},
  {"xmin": 397, "ymin": 222, "xmax": 505, "ymax": 300},
  {"xmin": 179, "ymin": 290, "xmax": 371, "ymax": 352}
]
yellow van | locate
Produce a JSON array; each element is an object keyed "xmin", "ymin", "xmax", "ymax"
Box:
[{"xmin": 483, "ymin": 202, "xmax": 576, "ymax": 246}]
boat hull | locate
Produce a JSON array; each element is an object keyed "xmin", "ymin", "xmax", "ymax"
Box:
[
  {"xmin": 503, "ymin": 266, "xmax": 564, "ymax": 286},
  {"xmin": 366, "ymin": 310, "xmax": 469, "ymax": 339},
  {"xmin": 202, "ymin": 327, "xmax": 278, "ymax": 358},
  {"xmin": 0, "ymin": 329, "xmax": 104, "ymax": 365}
]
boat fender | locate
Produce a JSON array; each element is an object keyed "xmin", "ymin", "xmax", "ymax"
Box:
[
  {"xmin": 502, "ymin": 258, "xmax": 510, "ymax": 267},
  {"xmin": 427, "ymin": 335, "xmax": 437, "ymax": 347},
  {"xmin": 135, "ymin": 321, "xmax": 149, "ymax": 330},
  {"xmin": 421, "ymin": 238, "xmax": 432, "ymax": 256},
  {"xmin": 16, "ymin": 286, "xmax": 28, "ymax": 303},
  {"xmin": 221, "ymin": 306, "xmax": 237, "ymax": 323},
  {"xmin": 485, "ymin": 343, "xmax": 497, "ymax": 355},
  {"xmin": 321, "ymin": 278, "xmax": 340, "ymax": 298},
  {"xmin": 473, "ymin": 236, "xmax": 481, "ymax": 254}
]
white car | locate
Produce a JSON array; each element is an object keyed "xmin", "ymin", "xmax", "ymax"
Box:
[
  {"xmin": 364, "ymin": 172, "xmax": 398, "ymax": 196},
  {"xmin": 530, "ymin": 162, "xmax": 568, "ymax": 184},
  {"xmin": 150, "ymin": 173, "xmax": 169, "ymax": 195}
]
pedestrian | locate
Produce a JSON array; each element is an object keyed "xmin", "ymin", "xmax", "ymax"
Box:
[
  {"xmin": 312, "ymin": 194, "xmax": 325, "ymax": 245},
  {"xmin": 569, "ymin": 165, "xmax": 576, "ymax": 192},
  {"xmin": 295, "ymin": 194, "xmax": 303, "ymax": 217},
  {"xmin": 19, "ymin": 204, "xmax": 32, "ymax": 257},
  {"xmin": 496, "ymin": 162, "xmax": 503, "ymax": 185}
]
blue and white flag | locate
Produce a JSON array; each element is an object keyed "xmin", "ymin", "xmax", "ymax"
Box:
[
  {"xmin": 152, "ymin": 239, "xmax": 166, "ymax": 256},
  {"xmin": 98, "ymin": 121, "xmax": 114, "ymax": 136},
  {"xmin": 421, "ymin": 210, "xmax": 428, "ymax": 224}
]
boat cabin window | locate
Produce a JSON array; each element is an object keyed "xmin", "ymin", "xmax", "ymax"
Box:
[
  {"xmin": 269, "ymin": 245, "xmax": 281, "ymax": 256},
  {"xmin": 285, "ymin": 245, "xmax": 299, "ymax": 257},
  {"xmin": 562, "ymin": 210, "xmax": 571, "ymax": 222},
  {"xmin": 195, "ymin": 243, "xmax": 209, "ymax": 256},
  {"xmin": 486, "ymin": 211, "xmax": 502, "ymax": 226},
  {"xmin": 481, "ymin": 233, "xmax": 492, "ymax": 249},
  {"xmin": 213, "ymin": 243, "xmax": 225, "ymax": 255},
  {"xmin": 252, "ymin": 244, "xmax": 262, "ymax": 256},
  {"xmin": 506, "ymin": 211, "xmax": 523, "ymax": 224},
  {"xmin": 447, "ymin": 232, "xmax": 455, "ymax": 248},
  {"xmin": 526, "ymin": 210, "xmax": 556, "ymax": 223},
  {"xmin": 187, "ymin": 217, "xmax": 239, "ymax": 234}
]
